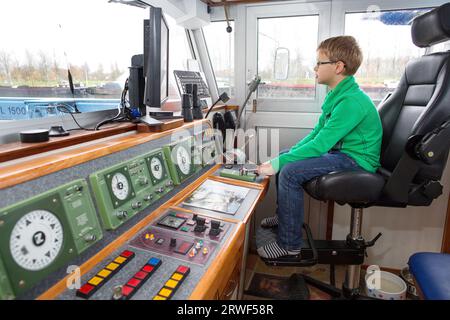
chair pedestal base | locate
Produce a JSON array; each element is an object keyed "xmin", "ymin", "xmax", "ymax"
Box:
[{"xmin": 257, "ymin": 207, "xmax": 382, "ymax": 299}]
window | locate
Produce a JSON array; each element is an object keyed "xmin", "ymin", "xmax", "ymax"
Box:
[
  {"xmin": 0, "ymin": 0, "xmax": 150, "ymax": 120},
  {"xmin": 345, "ymin": 8, "xmax": 433, "ymax": 102},
  {"xmin": 203, "ymin": 21, "xmax": 235, "ymax": 98},
  {"xmin": 257, "ymin": 15, "xmax": 319, "ymax": 99},
  {"xmin": 165, "ymin": 15, "xmax": 193, "ymax": 100},
  {"xmin": 429, "ymin": 40, "xmax": 450, "ymax": 54}
]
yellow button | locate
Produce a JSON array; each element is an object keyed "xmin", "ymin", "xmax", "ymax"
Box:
[
  {"xmin": 171, "ymin": 273, "xmax": 183, "ymax": 281},
  {"xmin": 165, "ymin": 279, "xmax": 178, "ymax": 289},
  {"xmin": 106, "ymin": 262, "xmax": 120, "ymax": 271},
  {"xmin": 97, "ymin": 269, "xmax": 112, "ymax": 278},
  {"xmin": 159, "ymin": 288, "xmax": 172, "ymax": 298},
  {"xmin": 114, "ymin": 256, "xmax": 126, "ymax": 264},
  {"xmin": 88, "ymin": 276, "xmax": 103, "ymax": 286},
  {"xmin": 153, "ymin": 295, "xmax": 167, "ymax": 300}
]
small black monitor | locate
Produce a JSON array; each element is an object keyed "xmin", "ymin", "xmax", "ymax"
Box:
[{"xmin": 143, "ymin": 6, "xmax": 169, "ymax": 109}]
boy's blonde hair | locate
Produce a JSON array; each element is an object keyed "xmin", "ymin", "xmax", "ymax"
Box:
[{"xmin": 317, "ymin": 36, "xmax": 363, "ymax": 76}]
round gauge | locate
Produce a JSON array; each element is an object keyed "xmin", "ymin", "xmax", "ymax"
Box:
[
  {"xmin": 9, "ymin": 210, "xmax": 63, "ymax": 271},
  {"xmin": 203, "ymin": 145, "xmax": 216, "ymax": 164},
  {"xmin": 111, "ymin": 172, "xmax": 130, "ymax": 200},
  {"xmin": 150, "ymin": 157, "xmax": 163, "ymax": 180},
  {"xmin": 176, "ymin": 145, "xmax": 191, "ymax": 175}
]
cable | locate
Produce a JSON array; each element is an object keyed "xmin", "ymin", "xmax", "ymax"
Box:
[
  {"xmin": 56, "ymin": 104, "xmax": 96, "ymax": 131},
  {"xmin": 94, "ymin": 78, "xmax": 131, "ymax": 130}
]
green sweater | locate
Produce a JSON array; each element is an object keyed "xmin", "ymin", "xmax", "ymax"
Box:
[{"xmin": 270, "ymin": 76, "xmax": 382, "ymax": 173}]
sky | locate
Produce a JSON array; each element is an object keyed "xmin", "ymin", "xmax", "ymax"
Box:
[{"xmin": 0, "ymin": 0, "xmax": 148, "ymax": 72}]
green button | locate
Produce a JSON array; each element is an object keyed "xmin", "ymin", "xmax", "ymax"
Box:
[{"xmin": 181, "ymin": 226, "xmax": 190, "ymax": 232}]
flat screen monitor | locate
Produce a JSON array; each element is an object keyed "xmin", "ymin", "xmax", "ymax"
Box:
[{"xmin": 143, "ymin": 6, "xmax": 169, "ymax": 109}]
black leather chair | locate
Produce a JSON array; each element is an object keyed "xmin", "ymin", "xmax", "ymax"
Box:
[{"xmin": 259, "ymin": 3, "xmax": 450, "ymax": 299}]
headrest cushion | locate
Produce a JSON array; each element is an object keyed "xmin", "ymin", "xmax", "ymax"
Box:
[{"xmin": 411, "ymin": 3, "xmax": 450, "ymax": 48}]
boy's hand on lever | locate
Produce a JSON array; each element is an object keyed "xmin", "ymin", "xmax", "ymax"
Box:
[{"xmin": 256, "ymin": 162, "xmax": 275, "ymax": 176}]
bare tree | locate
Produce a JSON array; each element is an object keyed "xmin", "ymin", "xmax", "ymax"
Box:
[
  {"xmin": 38, "ymin": 50, "xmax": 51, "ymax": 83},
  {"xmin": 0, "ymin": 50, "xmax": 13, "ymax": 85}
]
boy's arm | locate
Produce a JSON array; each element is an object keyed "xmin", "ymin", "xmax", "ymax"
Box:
[
  {"xmin": 270, "ymin": 99, "xmax": 366, "ymax": 172},
  {"xmin": 289, "ymin": 113, "xmax": 325, "ymax": 151}
]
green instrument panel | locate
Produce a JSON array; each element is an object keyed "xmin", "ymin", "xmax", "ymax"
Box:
[
  {"xmin": 89, "ymin": 148, "xmax": 174, "ymax": 230},
  {"xmin": 0, "ymin": 179, "xmax": 103, "ymax": 299},
  {"xmin": 193, "ymin": 131, "xmax": 219, "ymax": 167},
  {"xmin": 163, "ymin": 137, "xmax": 202, "ymax": 185}
]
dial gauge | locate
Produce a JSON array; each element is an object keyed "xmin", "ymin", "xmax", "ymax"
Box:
[
  {"xmin": 9, "ymin": 210, "xmax": 63, "ymax": 271},
  {"xmin": 111, "ymin": 172, "xmax": 129, "ymax": 200},
  {"xmin": 150, "ymin": 157, "xmax": 163, "ymax": 180},
  {"xmin": 176, "ymin": 145, "xmax": 191, "ymax": 175}
]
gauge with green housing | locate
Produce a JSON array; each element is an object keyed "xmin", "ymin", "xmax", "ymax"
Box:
[{"xmin": 0, "ymin": 179, "xmax": 102, "ymax": 299}]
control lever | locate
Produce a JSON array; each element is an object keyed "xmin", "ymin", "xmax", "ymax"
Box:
[
  {"xmin": 194, "ymin": 217, "xmax": 207, "ymax": 233},
  {"xmin": 365, "ymin": 232, "xmax": 382, "ymax": 248},
  {"xmin": 209, "ymin": 220, "xmax": 221, "ymax": 236}
]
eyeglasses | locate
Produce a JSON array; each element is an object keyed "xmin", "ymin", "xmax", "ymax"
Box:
[{"xmin": 315, "ymin": 61, "xmax": 338, "ymax": 67}]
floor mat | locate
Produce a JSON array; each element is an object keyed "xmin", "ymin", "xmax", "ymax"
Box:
[{"xmin": 244, "ymin": 272, "xmax": 310, "ymax": 300}]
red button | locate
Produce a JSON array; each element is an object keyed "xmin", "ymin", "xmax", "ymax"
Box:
[
  {"xmin": 134, "ymin": 271, "xmax": 148, "ymax": 280},
  {"xmin": 78, "ymin": 283, "xmax": 95, "ymax": 296},
  {"xmin": 122, "ymin": 285, "xmax": 134, "ymax": 297},
  {"xmin": 127, "ymin": 278, "xmax": 141, "ymax": 288},
  {"xmin": 120, "ymin": 250, "xmax": 135, "ymax": 258},
  {"xmin": 142, "ymin": 265, "xmax": 154, "ymax": 273},
  {"xmin": 176, "ymin": 265, "xmax": 190, "ymax": 274}
]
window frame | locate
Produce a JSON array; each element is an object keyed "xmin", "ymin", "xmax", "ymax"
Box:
[
  {"xmin": 202, "ymin": 19, "xmax": 236, "ymax": 100},
  {"xmin": 245, "ymin": 1, "xmax": 331, "ymax": 113}
]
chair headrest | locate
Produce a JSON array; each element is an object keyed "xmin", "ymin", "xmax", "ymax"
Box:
[{"xmin": 411, "ymin": 3, "xmax": 450, "ymax": 48}]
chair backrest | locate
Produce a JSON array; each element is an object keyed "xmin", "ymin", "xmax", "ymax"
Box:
[{"xmin": 378, "ymin": 3, "xmax": 450, "ymax": 183}]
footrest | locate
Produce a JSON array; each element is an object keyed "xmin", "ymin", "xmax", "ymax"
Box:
[
  {"xmin": 256, "ymin": 223, "xmax": 319, "ymax": 267},
  {"xmin": 261, "ymin": 254, "xmax": 316, "ymax": 267}
]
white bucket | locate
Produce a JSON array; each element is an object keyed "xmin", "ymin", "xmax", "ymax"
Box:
[{"xmin": 365, "ymin": 269, "xmax": 407, "ymax": 300}]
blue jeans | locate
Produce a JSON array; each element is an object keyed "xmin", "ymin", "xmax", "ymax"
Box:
[{"xmin": 274, "ymin": 149, "xmax": 362, "ymax": 250}]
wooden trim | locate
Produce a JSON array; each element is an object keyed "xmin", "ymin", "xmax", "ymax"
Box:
[
  {"xmin": 189, "ymin": 222, "xmax": 245, "ymax": 299},
  {"xmin": 326, "ymin": 201, "xmax": 334, "ymax": 241},
  {"xmin": 441, "ymin": 192, "xmax": 450, "ymax": 253},
  {"xmin": 0, "ymin": 119, "xmax": 210, "ymax": 190},
  {"xmin": 0, "ymin": 123, "xmax": 137, "ymax": 163}
]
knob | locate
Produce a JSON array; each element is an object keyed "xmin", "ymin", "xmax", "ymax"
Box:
[
  {"xmin": 139, "ymin": 177, "xmax": 149, "ymax": 186},
  {"xmin": 166, "ymin": 181, "xmax": 174, "ymax": 187},
  {"xmin": 84, "ymin": 234, "xmax": 97, "ymax": 242},
  {"xmin": 116, "ymin": 211, "xmax": 128, "ymax": 220},
  {"xmin": 157, "ymin": 187, "xmax": 164, "ymax": 193},
  {"xmin": 131, "ymin": 202, "xmax": 141, "ymax": 209},
  {"xmin": 144, "ymin": 194, "xmax": 153, "ymax": 201},
  {"xmin": 111, "ymin": 285, "xmax": 124, "ymax": 300},
  {"xmin": 170, "ymin": 238, "xmax": 177, "ymax": 247}
]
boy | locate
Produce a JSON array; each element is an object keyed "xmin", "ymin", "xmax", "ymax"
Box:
[{"xmin": 256, "ymin": 36, "xmax": 382, "ymax": 260}]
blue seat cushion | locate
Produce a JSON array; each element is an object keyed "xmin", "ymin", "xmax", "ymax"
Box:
[{"xmin": 408, "ymin": 252, "xmax": 450, "ymax": 300}]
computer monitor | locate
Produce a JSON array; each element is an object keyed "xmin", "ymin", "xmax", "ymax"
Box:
[{"xmin": 143, "ymin": 6, "xmax": 169, "ymax": 109}]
